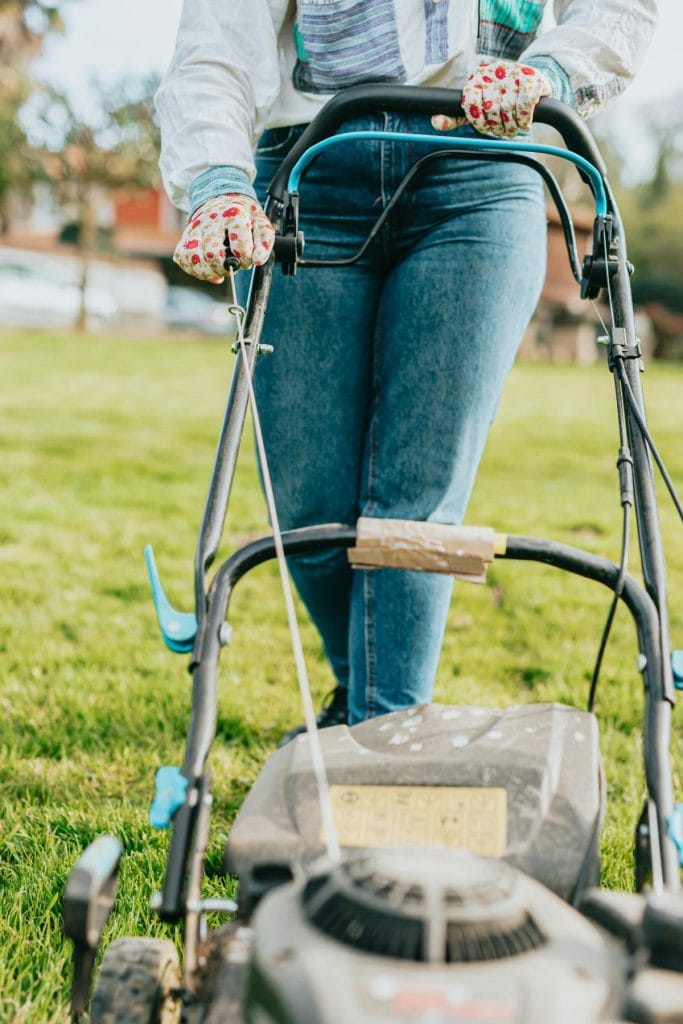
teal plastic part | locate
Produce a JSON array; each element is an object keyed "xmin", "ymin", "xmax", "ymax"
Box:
[
  {"xmin": 673, "ymin": 650, "xmax": 683, "ymax": 691},
  {"xmin": 144, "ymin": 545, "xmax": 197, "ymax": 654},
  {"xmin": 150, "ymin": 766, "xmax": 188, "ymax": 830},
  {"xmin": 293, "ymin": 22, "xmax": 307, "ymax": 61},
  {"xmin": 667, "ymin": 804, "xmax": 683, "ymax": 865},
  {"xmin": 287, "ymin": 130, "xmax": 608, "ymax": 216},
  {"xmin": 75, "ymin": 834, "xmax": 123, "ymax": 878}
]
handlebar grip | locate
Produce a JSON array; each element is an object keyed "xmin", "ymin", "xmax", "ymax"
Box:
[{"xmin": 267, "ymin": 85, "xmax": 607, "ymax": 203}]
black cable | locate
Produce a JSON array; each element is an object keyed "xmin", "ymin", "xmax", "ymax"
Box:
[
  {"xmin": 615, "ymin": 360, "xmax": 683, "ymax": 525},
  {"xmin": 585, "ymin": 225, "xmax": 639, "ymax": 711},
  {"xmin": 588, "ymin": 220, "xmax": 681, "ymax": 708},
  {"xmin": 587, "ymin": 350, "xmax": 633, "ymax": 711},
  {"xmin": 297, "ymin": 147, "xmax": 583, "ymax": 281},
  {"xmin": 599, "ymin": 222, "xmax": 683, "ymax": 525},
  {"xmin": 588, "ymin": 503, "xmax": 630, "ymax": 711}
]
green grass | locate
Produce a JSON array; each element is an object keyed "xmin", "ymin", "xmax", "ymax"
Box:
[{"xmin": 1, "ymin": 329, "xmax": 682, "ymax": 1021}]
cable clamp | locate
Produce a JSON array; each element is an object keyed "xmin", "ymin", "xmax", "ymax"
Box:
[
  {"xmin": 616, "ymin": 445, "xmax": 634, "ymax": 508},
  {"xmin": 597, "ymin": 328, "xmax": 642, "ymax": 371},
  {"xmin": 230, "ymin": 336, "xmax": 274, "ymax": 356}
]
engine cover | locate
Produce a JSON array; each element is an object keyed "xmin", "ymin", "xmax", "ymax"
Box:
[
  {"xmin": 241, "ymin": 846, "xmax": 619, "ymax": 1024},
  {"xmin": 224, "ymin": 702, "xmax": 603, "ymax": 912},
  {"xmin": 187, "ymin": 861, "xmax": 683, "ymax": 1024}
]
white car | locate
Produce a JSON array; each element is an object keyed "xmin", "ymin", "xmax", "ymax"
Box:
[
  {"xmin": 0, "ymin": 260, "xmax": 119, "ymax": 331},
  {"xmin": 165, "ymin": 285, "xmax": 236, "ymax": 337}
]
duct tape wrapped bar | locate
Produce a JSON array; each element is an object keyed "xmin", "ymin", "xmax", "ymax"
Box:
[{"xmin": 347, "ymin": 518, "xmax": 505, "ymax": 582}]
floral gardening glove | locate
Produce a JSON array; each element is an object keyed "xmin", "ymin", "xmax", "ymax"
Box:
[
  {"xmin": 432, "ymin": 60, "xmax": 552, "ymax": 138},
  {"xmin": 173, "ymin": 194, "xmax": 275, "ymax": 282}
]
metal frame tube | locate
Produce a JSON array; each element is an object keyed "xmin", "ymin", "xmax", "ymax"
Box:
[
  {"xmin": 267, "ymin": 89, "xmax": 607, "ymax": 202},
  {"xmin": 175, "ymin": 529, "xmax": 679, "ymax": 898},
  {"xmin": 192, "ymin": 234, "xmax": 280, "ymax": 632}
]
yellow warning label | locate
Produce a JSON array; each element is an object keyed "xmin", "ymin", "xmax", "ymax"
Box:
[{"xmin": 329, "ymin": 785, "xmax": 507, "ymax": 857}]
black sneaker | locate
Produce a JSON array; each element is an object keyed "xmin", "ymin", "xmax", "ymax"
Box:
[{"xmin": 277, "ymin": 687, "xmax": 348, "ymax": 748}]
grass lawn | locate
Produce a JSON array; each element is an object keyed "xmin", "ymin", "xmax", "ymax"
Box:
[{"xmin": 1, "ymin": 328, "xmax": 682, "ymax": 1022}]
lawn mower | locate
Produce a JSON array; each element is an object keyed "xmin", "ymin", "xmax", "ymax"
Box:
[{"xmin": 63, "ymin": 86, "xmax": 683, "ymax": 1023}]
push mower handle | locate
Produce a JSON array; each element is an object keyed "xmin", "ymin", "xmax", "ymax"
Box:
[{"xmin": 267, "ymin": 84, "xmax": 607, "ymax": 203}]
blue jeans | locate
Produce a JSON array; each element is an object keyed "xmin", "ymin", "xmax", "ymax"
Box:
[{"xmin": 246, "ymin": 114, "xmax": 546, "ymax": 725}]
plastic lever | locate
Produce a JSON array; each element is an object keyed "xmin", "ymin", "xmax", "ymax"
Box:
[
  {"xmin": 63, "ymin": 835, "xmax": 123, "ymax": 1021},
  {"xmin": 150, "ymin": 766, "xmax": 189, "ymax": 830},
  {"xmin": 144, "ymin": 545, "xmax": 197, "ymax": 654},
  {"xmin": 667, "ymin": 805, "xmax": 683, "ymax": 866},
  {"xmin": 672, "ymin": 650, "xmax": 683, "ymax": 691}
]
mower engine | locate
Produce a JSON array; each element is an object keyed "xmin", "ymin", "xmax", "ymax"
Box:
[
  {"xmin": 242, "ymin": 845, "xmax": 619, "ymax": 1024},
  {"xmin": 194, "ymin": 845, "xmax": 683, "ymax": 1024}
]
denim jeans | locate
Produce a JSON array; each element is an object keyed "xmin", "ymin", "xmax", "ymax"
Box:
[{"xmin": 245, "ymin": 113, "xmax": 547, "ymax": 725}]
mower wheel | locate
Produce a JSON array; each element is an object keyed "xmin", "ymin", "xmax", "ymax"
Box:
[{"xmin": 90, "ymin": 937, "xmax": 181, "ymax": 1024}]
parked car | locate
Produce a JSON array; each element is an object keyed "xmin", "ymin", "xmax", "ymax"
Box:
[
  {"xmin": 0, "ymin": 259, "xmax": 119, "ymax": 331},
  {"xmin": 165, "ymin": 285, "xmax": 236, "ymax": 337}
]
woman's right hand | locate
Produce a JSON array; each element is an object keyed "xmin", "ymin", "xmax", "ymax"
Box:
[{"xmin": 173, "ymin": 194, "xmax": 275, "ymax": 282}]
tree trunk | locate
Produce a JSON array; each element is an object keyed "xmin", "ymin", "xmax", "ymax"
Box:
[{"xmin": 75, "ymin": 190, "xmax": 96, "ymax": 332}]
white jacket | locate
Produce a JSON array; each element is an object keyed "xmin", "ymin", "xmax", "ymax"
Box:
[{"xmin": 156, "ymin": 0, "xmax": 657, "ymax": 212}]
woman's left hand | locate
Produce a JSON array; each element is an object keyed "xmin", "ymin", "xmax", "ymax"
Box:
[{"xmin": 432, "ymin": 59, "xmax": 552, "ymax": 138}]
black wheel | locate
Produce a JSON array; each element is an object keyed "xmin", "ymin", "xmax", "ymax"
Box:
[{"xmin": 90, "ymin": 937, "xmax": 181, "ymax": 1024}]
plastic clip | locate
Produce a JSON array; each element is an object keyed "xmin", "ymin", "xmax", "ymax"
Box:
[
  {"xmin": 672, "ymin": 651, "xmax": 683, "ymax": 691},
  {"xmin": 144, "ymin": 545, "xmax": 197, "ymax": 654},
  {"xmin": 603, "ymin": 327, "xmax": 642, "ymax": 373},
  {"xmin": 150, "ymin": 766, "xmax": 188, "ymax": 830},
  {"xmin": 667, "ymin": 804, "xmax": 683, "ymax": 865}
]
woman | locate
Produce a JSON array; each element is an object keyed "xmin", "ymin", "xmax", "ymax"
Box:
[{"xmin": 156, "ymin": 1, "xmax": 656, "ymax": 735}]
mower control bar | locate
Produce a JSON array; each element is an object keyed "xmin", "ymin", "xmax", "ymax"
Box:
[
  {"xmin": 285, "ymin": 130, "xmax": 608, "ymax": 216},
  {"xmin": 268, "ymin": 87, "xmax": 608, "ymax": 204}
]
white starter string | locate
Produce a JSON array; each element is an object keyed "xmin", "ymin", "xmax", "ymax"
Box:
[{"xmin": 227, "ymin": 267, "xmax": 341, "ymax": 863}]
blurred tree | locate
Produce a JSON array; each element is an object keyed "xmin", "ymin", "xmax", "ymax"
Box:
[
  {"xmin": 619, "ymin": 184, "xmax": 683, "ymax": 356},
  {"xmin": 32, "ymin": 77, "xmax": 161, "ymax": 329},
  {"xmin": 0, "ymin": 0, "xmax": 64, "ymax": 231},
  {"xmin": 608, "ymin": 97, "xmax": 683, "ymax": 356},
  {"xmin": 536, "ymin": 94, "xmax": 683, "ymax": 356},
  {"xmin": 0, "ymin": 0, "xmax": 62, "ymax": 62}
]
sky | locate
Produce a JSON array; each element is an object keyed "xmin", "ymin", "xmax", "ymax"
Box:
[{"xmin": 34, "ymin": 0, "xmax": 683, "ymax": 181}]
